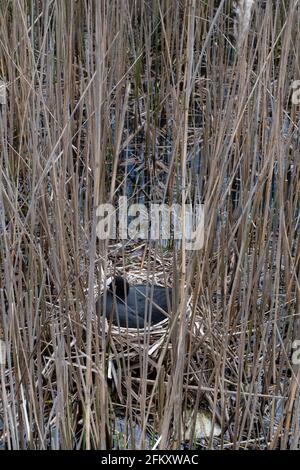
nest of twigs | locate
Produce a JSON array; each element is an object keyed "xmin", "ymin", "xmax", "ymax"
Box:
[{"xmin": 94, "ymin": 244, "xmax": 211, "ymax": 409}]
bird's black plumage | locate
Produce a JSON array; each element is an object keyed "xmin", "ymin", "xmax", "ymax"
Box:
[{"xmin": 96, "ymin": 276, "xmax": 170, "ymax": 328}]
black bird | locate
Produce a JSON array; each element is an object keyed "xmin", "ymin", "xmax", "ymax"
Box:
[{"xmin": 96, "ymin": 276, "xmax": 171, "ymax": 328}]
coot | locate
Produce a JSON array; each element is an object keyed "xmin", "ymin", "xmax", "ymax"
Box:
[{"xmin": 96, "ymin": 276, "xmax": 171, "ymax": 328}]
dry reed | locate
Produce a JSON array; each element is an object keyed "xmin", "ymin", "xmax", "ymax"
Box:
[{"xmin": 0, "ymin": 0, "xmax": 299, "ymax": 450}]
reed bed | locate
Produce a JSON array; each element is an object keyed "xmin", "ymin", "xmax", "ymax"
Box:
[{"xmin": 0, "ymin": 0, "xmax": 299, "ymax": 449}]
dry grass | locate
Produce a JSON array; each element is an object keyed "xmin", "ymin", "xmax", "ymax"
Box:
[{"xmin": 0, "ymin": 0, "xmax": 299, "ymax": 449}]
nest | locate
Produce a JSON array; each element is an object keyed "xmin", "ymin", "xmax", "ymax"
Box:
[{"xmin": 93, "ymin": 244, "xmax": 210, "ymax": 411}]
